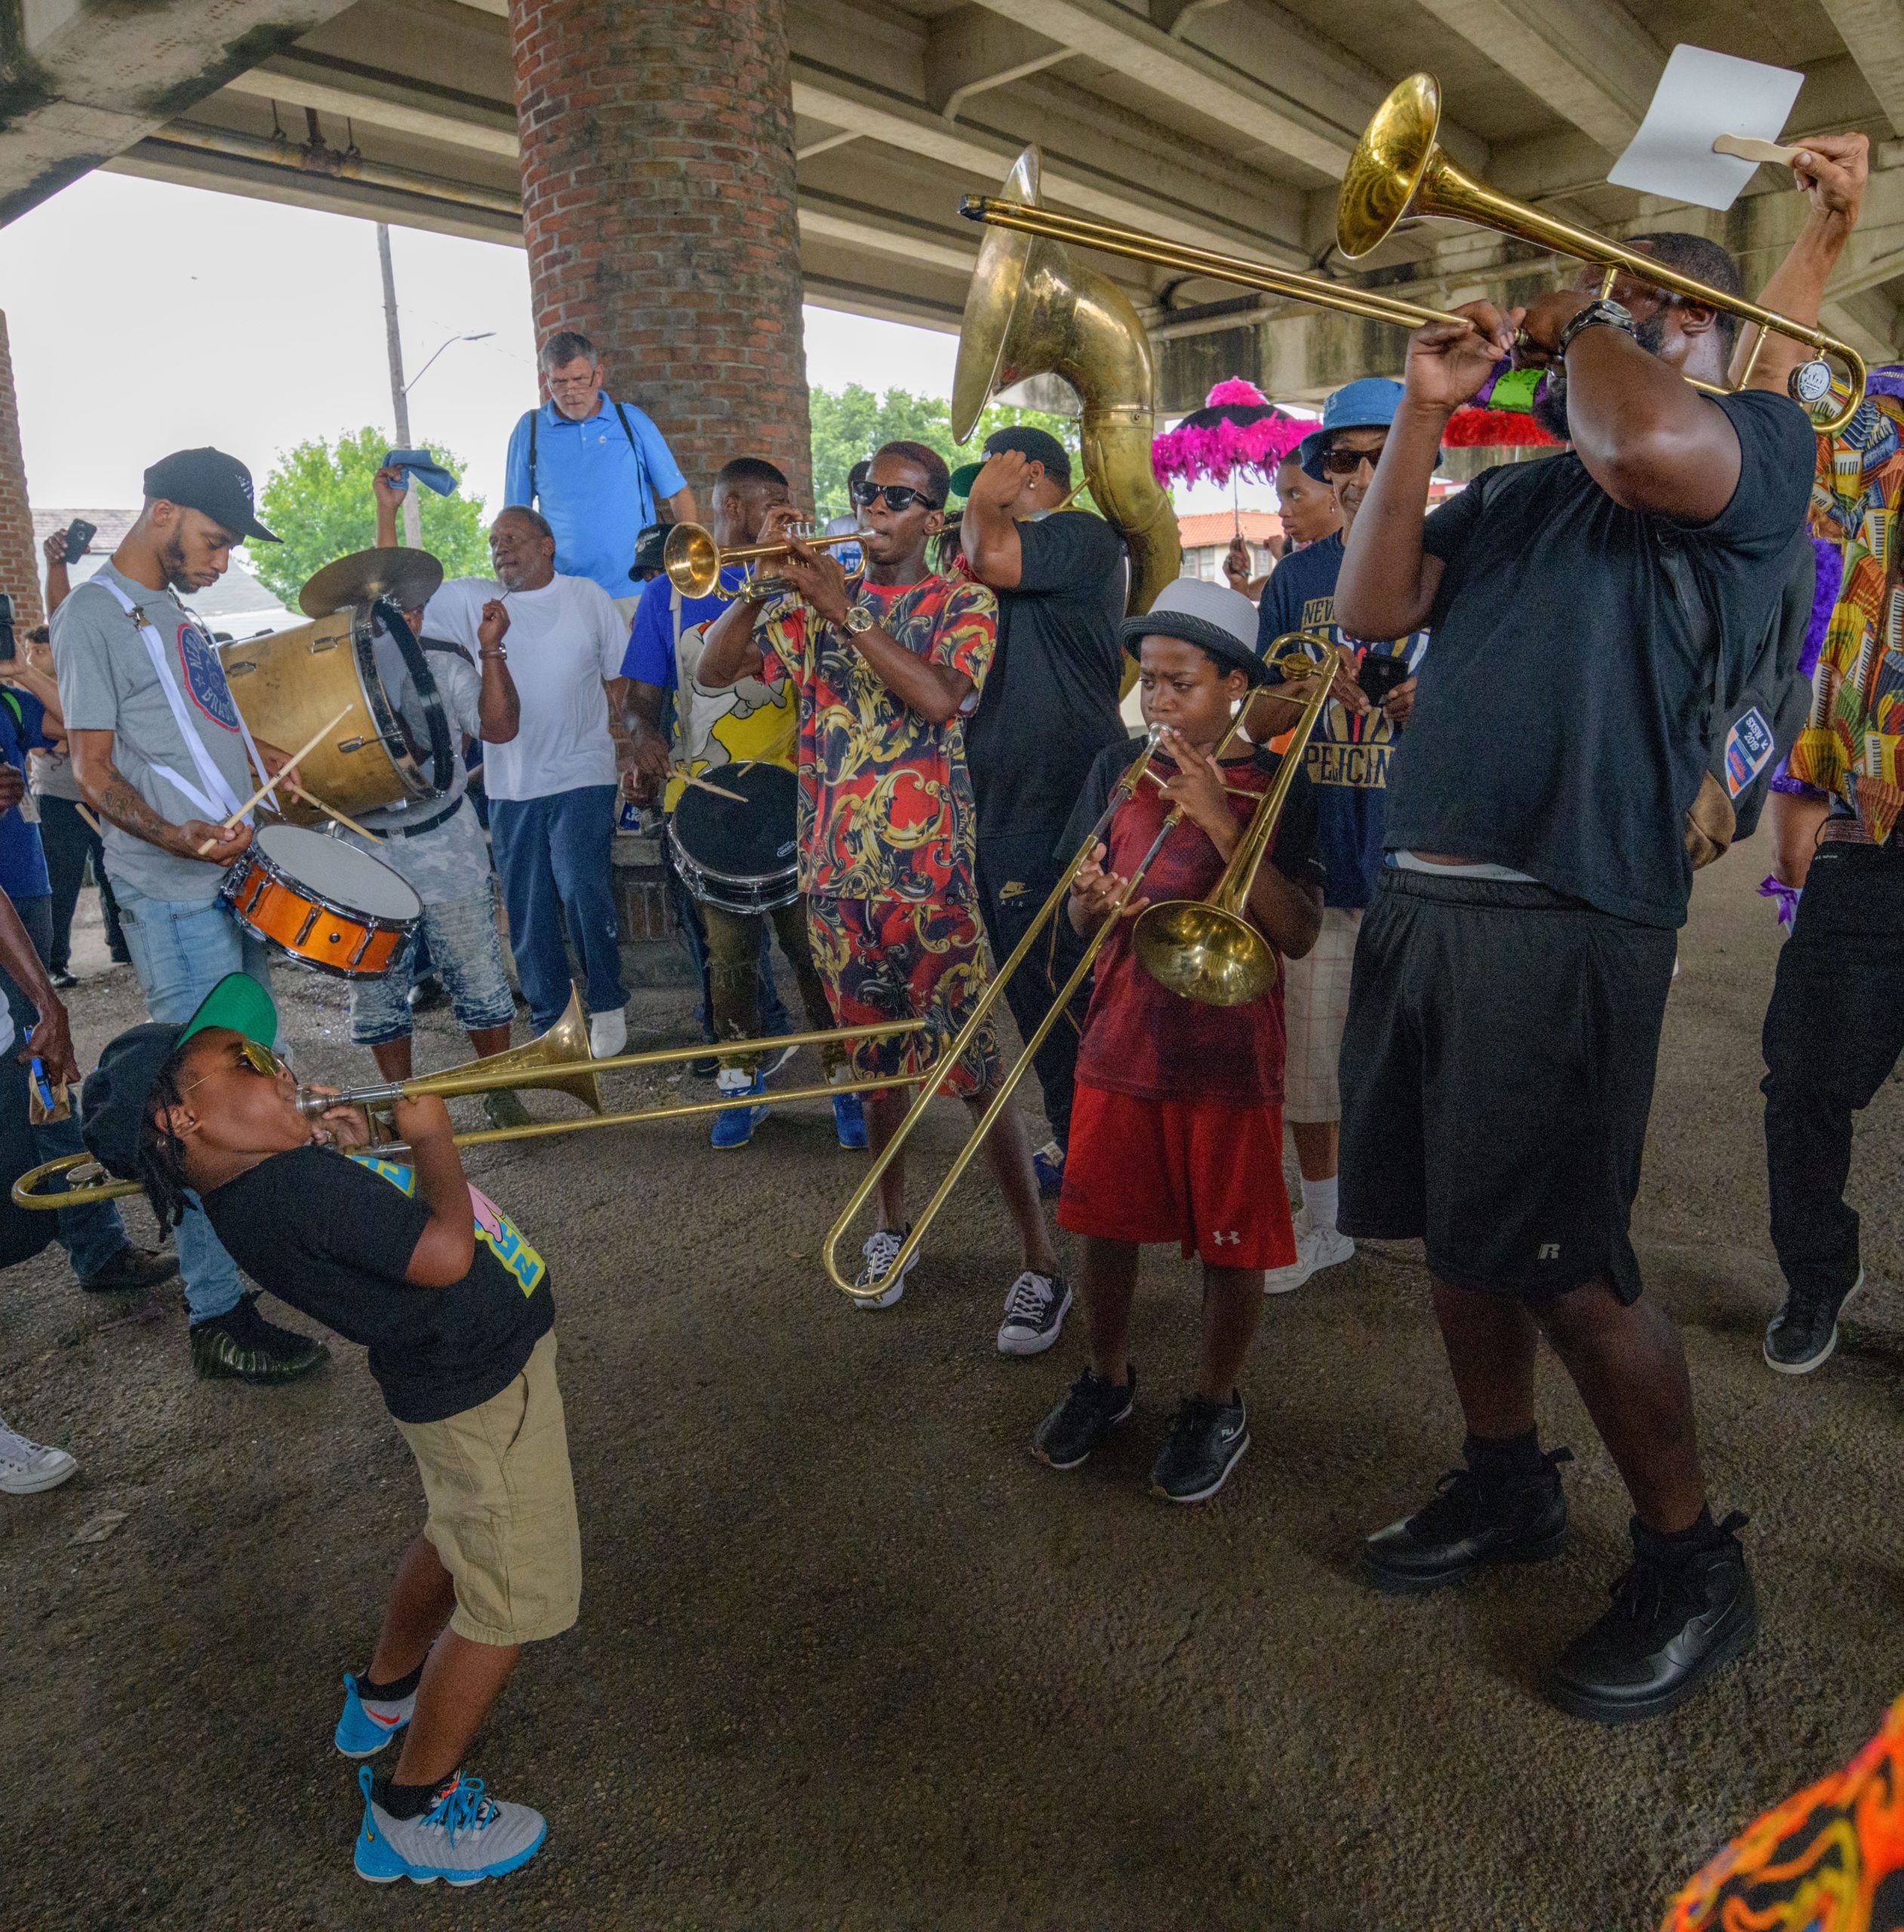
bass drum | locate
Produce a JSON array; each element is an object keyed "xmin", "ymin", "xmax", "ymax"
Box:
[
  {"xmin": 667, "ymin": 762, "xmax": 800, "ymax": 915},
  {"xmin": 223, "ymin": 823, "xmax": 422, "ymax": 978},
  {"xmin": 220, "ymin": 606, "xmax": 453, "ymax": 825}
]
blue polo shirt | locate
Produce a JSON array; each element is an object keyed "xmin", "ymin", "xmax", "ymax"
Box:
[
  {"xmin": 0, "ymin": 689, "xmax": 52, "ymax": 900},
  {"xmin": 504, "ymin": 394, "xmax": 688, "ymax": 601}
]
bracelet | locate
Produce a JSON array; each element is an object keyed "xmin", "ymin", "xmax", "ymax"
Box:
[
  {"xmin": 1554, "ymin": 297, "xmax": 1635, "ymax": 360},
  {"xmin": 479, "ymin": 646, "xmax": 508, "ymax": 660}
]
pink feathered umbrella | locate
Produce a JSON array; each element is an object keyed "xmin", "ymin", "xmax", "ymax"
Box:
[{"xmin": 1151, "ymin": 378, "xmax": 1309, "ymax": 489}]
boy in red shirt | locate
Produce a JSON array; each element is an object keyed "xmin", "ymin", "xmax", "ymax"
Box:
[{"xmin": 1032, "ymin": 580, "xmax": 1324, "ymax": 1501}]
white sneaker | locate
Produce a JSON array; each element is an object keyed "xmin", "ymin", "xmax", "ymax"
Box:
[
  {"xmin": 0, "ymin": 1425, "xmax": 77, "ymax": 1495},
  {"xmin": 588, "ymin": 1007, "xmax": 627, "ymax": 1060},
  {"xmin": 996, "ymin": 1271, "xmax": 1072, "ymax": 1355},
  {"xmin": 354, "ymin": 1767, "xmax": 546, "ymax": 1887},
  {"xmin": 1264, "ymin": 1220, "xmax": 1355, "ymax": 1295},
  {"xmin": 854, "ymin": 1228, "xmax": 918, "ymax": 1309}
]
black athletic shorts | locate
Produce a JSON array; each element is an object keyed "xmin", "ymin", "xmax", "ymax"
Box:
[{"xmin": 1337, "ymin": 869, "xmax": 1677, "ymax": 1304}]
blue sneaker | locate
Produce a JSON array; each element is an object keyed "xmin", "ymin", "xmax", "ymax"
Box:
[
  {"xmin": 710, "ymin": 1070, "xmax": 770, "ymax": 1149},
  {"xmin": 832, "ymin": 1089, "xmax": 866, "ymax": 1149},
  {"xmin": 335, "ymin": 1671, "xmax": 415, "ymax": 1759},
  {"xmin": 1032, "ymin": 1140, "xmax": 1065, "ymax": 1199},
  {"xmin": 354, "ymin": 1766, "xmax": 546, "ymax": 1887}
]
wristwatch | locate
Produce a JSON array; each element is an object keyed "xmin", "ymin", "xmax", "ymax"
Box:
[
  {"xmin": 1554, "ymin": 297, "xmax": 1636, "ymax": 359},
  {"xmin": 840, "ymin": 605, "xmax": 875, "ymax": 635}
]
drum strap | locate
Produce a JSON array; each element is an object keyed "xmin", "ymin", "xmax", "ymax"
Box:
[{"xmin": 94, "ymin": 578, "xmax": 267, "ymax": 824}]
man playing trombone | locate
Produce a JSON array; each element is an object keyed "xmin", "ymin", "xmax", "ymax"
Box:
[{"xmin": 1331, "ymin": 135, "xmax": 1866, "ymax": 1723}]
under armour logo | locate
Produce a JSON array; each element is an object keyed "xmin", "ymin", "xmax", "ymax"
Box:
[
  {"xmin": 1212, "ymin": 1229, "xmax": 1241, "ymax": 1246},
  {"xmin": 1538, "ymin": 1242, "xmax": 1561, "ymax": 1261}
]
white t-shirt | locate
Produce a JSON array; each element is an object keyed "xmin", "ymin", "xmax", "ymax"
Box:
[{"xmin": 419, "ymin": 573, "xmax": 626, "ymax": 802}]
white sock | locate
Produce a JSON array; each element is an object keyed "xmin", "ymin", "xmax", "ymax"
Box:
[{"xmin": 1301, "ymin": 1174, "xmax": 1339, "ymax": 1233}]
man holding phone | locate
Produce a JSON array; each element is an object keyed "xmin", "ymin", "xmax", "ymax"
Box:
[{"xmin": 1250, "ymin": 379, "xmax": 1426, "ymax": 1291}]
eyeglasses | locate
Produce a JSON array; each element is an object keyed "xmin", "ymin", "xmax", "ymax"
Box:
[
  {"xmin": 178, "ymin": 1036, "xmax": 288, "ymax": 1097},
  {"xmin": 1318, "ymin": 443, "xmax": 1387, "ymax": 476},
  {"xmin": 850, "ymin": 481, "xmax": 943, "ymax": 512}
]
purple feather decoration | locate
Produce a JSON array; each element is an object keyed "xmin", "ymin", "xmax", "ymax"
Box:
[
  {"xmin": 1758, "ymin": 877, "xmax": 1802, "ymax": 928},
  {"xmin": 1801, "ymin": 534, "xmax": 1841, "ymax": 682}
]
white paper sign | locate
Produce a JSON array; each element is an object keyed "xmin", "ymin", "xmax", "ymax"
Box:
[{"xmin": 1608, "ymin": 45, "xmax": 1804, "ymax": 211}]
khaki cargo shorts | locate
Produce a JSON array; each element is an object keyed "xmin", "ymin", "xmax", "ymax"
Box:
[{"xmin": 395, "ymin": 1330, "xmax": 581, "ymax": 1646}]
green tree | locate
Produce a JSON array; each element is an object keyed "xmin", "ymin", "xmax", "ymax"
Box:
[
  {"xmin": 807, "ymin": 385, "xmax": 1087, "ymax": 519},
  {"xmin": 251, "ymin": 426, "xmax": 491, "ymax": 608}
]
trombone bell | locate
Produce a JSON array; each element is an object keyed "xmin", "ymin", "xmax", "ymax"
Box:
[
  {"xmin": 403, "ymin": 985, "xmax": 603, "ymax": 1114},
  {"xmin": 1133, "ymin": 902, "xmax": 1277, "ymax": 1007}
]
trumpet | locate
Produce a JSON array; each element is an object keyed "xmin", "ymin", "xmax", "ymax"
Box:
[
  {"xmin": 663, "ymin": 521, "xmax": 867, "ymax": 603},
  {"xmin": 12, "ymin": 990, "xmax": 932, "ymax": 1210},
  {"xmin": 820, "ymin": 644, "xmax": 1338, "ymax": 1301}
]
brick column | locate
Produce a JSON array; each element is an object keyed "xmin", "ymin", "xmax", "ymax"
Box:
[
  {"xmin": 0, "ymin": 314, "xmax": 42, "ymax": 630},
  {"xmin": 507, "ymin": 0, "xmax": 812, "ymax": 507}
]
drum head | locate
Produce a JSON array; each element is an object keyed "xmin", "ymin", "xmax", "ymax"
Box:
[
  {"xmin": 255, "ymin": 823, "xmax": 422, "ymax": 920},
  {"xmin": 671, "ymin": 763, "xmax": 798, "ymax": 881}
]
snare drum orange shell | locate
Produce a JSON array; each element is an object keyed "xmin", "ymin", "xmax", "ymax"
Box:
[{"xmin": 223, "ymin": 825, "xmax": 422, "ymax": 979}]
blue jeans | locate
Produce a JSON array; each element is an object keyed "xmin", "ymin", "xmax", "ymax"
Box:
[
  {"xmin": 0, "ymin": 893, "xmax": 130, "ymax": 1281},
  {"xmin": 488, "ymin": 786, "xmax": 628, "ymax": 1032},
  {"xmin": 115, "ymin": 884, "xmax": 274, "ymax": 1322}
]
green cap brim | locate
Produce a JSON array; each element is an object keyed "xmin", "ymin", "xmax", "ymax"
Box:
[
  {"xmin": 947, "ymin": 460, "xmax": 983, "ymax": 499},
  {"xmin": 180, "ymin": 972, "xmax": 278, "ymax": 1052}
]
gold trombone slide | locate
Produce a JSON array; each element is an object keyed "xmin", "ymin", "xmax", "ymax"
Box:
[
  {"xmin": 820, "ymin": 645, "xmax": 1338, "ymax": 1302},
  {"xmin": 13, "ymin": 993, "xmax": 930, "ymax": 1211}
]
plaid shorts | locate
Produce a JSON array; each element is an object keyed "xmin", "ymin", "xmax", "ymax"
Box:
[
  {"xmin": 1281, "ymin": 905, "xmax": 1361, "ymax": 1123},
  {"xmin": 806, "ymin": 894, "xmax": 1001, "ymax": 1097}
]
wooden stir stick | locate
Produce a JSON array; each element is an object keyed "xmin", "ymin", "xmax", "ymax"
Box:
[{"xmin": 196, "ymin": 706, "xmax": 350, "ymax": 855}]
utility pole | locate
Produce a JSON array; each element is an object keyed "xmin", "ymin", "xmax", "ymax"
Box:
[{"xmin": 376, "ymin": 223, "xmax": 423, "ymax": 549}]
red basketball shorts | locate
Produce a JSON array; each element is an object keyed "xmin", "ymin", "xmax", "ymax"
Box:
[{"xmin": 1059, "ymin": 1081, "xmax": 1295, "ymax": 1270}]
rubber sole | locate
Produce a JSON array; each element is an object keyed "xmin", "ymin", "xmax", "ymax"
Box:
[
  {"xmin": 1362, "ymin": 1520, "xmax": 1569, "ymax": 1596},
  {"xmin": 1543, "ymin": 1599, "xmax": 1758, "ymax": 1726},
  {"xmin": 1763, "ymin": 1269, "xmax": 1863, "ymax": 1376}
]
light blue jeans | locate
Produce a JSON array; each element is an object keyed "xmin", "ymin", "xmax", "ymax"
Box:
[
  {"xmin": 115, "ymin": 883, "xmax": 274, "ymax": 1323},
  {"xmin": 348, "ymin": 885, "xmax": 515, "ymax": 1046}
]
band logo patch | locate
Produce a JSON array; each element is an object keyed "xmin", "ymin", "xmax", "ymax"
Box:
[
  {"xmin": 177, "ymin": 623, "xmax": 240, "ymax": 731},
  {"xmin": 1723, "ymin": 707, "xmax": 1775, "ymax": 798}
]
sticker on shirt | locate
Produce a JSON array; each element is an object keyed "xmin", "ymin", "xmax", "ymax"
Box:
[
  {"xmin": 347, "ymin": 1152, "xmax": 546, "ymax": 1296},
  {"xmin": 177, "ymin": 623, "xmax": 240, "ymax": 731},
  {"xmin": 1723, "ymin": 707, "xmax": 1775, "ymax": 798}
]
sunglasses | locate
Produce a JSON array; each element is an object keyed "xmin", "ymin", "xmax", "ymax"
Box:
[
  {"xmin": 1319, "ymin": 442, "xmax": 1387, "ymax": 476},
  {"xmin": 178, "ymin": 1035, "xmax": 288, "ymax": 1097},
  {"xmin": 850, "ymin": 481, "xmax": 942, "ymax": 512}
]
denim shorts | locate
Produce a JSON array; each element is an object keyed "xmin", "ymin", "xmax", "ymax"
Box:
[{"xmin": 348, "ymin": 886, "xmax": 515, "ymax": 1045}]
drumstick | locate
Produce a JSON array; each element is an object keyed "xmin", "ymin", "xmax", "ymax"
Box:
[
  {"xmin": 197, "ymin": 706, "xmax": 350, "ymax": 855},
  {"xmin": 286, "ymin": 782, "xmax": 386, "ymax": 844},
  {"xmin": 674, "ymin": 769, "xmax": 749, "ymax": 804},
  {"xmin": 75, "ymin": 804, "xmax": 102, "ymax": 835}
]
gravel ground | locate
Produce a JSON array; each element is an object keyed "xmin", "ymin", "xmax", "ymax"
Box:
[{"xmin": 2, "ymin": 851, "xmax": 1899, "ymax": 1932}]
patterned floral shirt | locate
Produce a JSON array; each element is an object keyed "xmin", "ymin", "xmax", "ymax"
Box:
[
  {"xmin": 1789, "ymin": 371, "xmax": 1904, "ymax": 841},
  {"xmin": 756, "ymin": 575, "xmax": 997, "ymax": 903}
]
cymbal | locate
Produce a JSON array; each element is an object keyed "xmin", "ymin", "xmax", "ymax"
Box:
[{"xmin": 299, "ymin": 546, "xmax": 445, "ymax": 619}]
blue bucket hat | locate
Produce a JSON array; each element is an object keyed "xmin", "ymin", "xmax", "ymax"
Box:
[{"xmin": 1297, "ymin": 377, "xmax": 1407, "ymax": 481}]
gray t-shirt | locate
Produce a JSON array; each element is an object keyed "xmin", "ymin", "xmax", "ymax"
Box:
[
  {"xmin": 51, "ymin": 562, "xmax": 256, "ymax": 903},
  {"xmin": 335, "ymin": 635, "xmax": 490, "ymax": 906}
]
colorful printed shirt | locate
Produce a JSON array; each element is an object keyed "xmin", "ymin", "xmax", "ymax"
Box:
[
  {"xmin": 755, "ymin": 574, "xmax": 997, "ymax": 904},
  {"xmin": 1661, "ymin": 1692, "xmax": 1904, "ymax": 1931},
  {"xmin": 1789, "ymin": 371, "xmax": 1904, "ymax": 841}
]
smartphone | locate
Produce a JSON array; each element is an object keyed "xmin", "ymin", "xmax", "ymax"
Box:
[
  {"xmin": 0, "ymin": 593, "xmax": 14, "ymax": 663},
  {"xmin": 63, "ymin": 519, "xmax": 95, "ymax": 565},
  {"xmin": 1356, "ymin": 651, "xmax": 1410, "ymax": 707}
]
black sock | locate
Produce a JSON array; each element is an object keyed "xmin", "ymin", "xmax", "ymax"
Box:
[
  {"xmin": 1463, "ymin": 1427, "xmax": 1544, "ymax": 1484},
  {"xmin": 376, "ymin": 1772, "xmax": 455, "ymax": 1820},
  {"xmin": 358, "ymin": 1661, "xmax": 423, "ymax": 1703},
  {"xmin": 1640, "ymin": 1505, "xmax": 1731, "ymax": 1556}
]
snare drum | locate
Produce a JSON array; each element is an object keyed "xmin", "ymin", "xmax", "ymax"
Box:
[
  {"xmin": 223, "ymin": 824, "xmax": 421, "ymax": 977},
  {"xmin": 667, "ymin": 762, "xmax": 800, "ymax": 915}
]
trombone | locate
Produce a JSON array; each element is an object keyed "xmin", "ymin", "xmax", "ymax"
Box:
[
  {"xmin": 958, "ymin": 75, "xmax": 1862, "ymax": 434},
  {"xmin": 820, "ymin": 643, "xmax": 1338, "ymax": 1302},
  {"xmin": 12, "ymin": 990, "xmax": 931, "ymax": 1210}
]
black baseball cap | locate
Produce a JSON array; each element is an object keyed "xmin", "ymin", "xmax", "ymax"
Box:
[
  {"xmin": 82, "ymin": 974, "xmax": 281, "ymax": 1181},
  {"xmin": 632, "ymin": 523, "xmax": 668, "ymax": 574},
  {"xmin": 949, "ymin": 426, "xmax": 1072, "ymax": 499},
  {"xmin": 141, "ymin": 448, "xmax": 280, "ymax": 545}
]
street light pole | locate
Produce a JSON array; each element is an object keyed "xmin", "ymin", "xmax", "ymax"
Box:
[{"xmin": 376, "ymin": 223, "xmax": 422, "ymax": 548}]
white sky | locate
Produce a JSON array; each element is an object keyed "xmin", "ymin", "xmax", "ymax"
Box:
[{"xmin": 0, "ymin": 170, "xmax": 1278, "ymax": 528}]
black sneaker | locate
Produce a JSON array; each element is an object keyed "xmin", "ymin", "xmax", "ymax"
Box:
[
  {"xmin": 78, "ymin": 1244, "xmax": 180, "ymax": 1294},
  {"xmin": 995, "ymin": 1270, "xmax": 1071, "ymax": 1356},
  {"xmin": 407, "ymin": 975, "xmax": 447, "ymax": 1014},
  {"xmin": 1149, "ymin": 1392, "xmax": 1248, "ymax": 1503},
  {"xmin": 49, "ymin": 967, "xmax": 78, "ymax": 989},
  {"xmin": 1363, "ymin": 1448, "xmax": 1573, "ymax": 1593},
  {"xmin": 1032, "ymin": 1366, "xmax": 1136, "ymax": 1469},
  {"xmin": 690, "ymin": 1051, "xmax": 720, "ymax": 1079},
  {"xmin": 1544, "ymin": 1514, "xmax": 1756, "ymax": 1724},
  {"xmin": 189, "ymin": 1294, "xmax": 329, "ymax": 1384},
  {"xmin": 1764, "ymin": 1268, "xmax": 1862, "ymax": 1375}
]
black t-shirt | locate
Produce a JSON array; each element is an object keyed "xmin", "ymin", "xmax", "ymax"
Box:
[
  {"xmin": 1386, "ymin": 390, "xmax": 1814, "ymax": 928},
  {"xmin": 202, "ymin": 1143, "xmax": 555, "ymax": 1425},
  {"xmin": 964, "ymin": 510, "xmax": 1127, "ymax": 862}
]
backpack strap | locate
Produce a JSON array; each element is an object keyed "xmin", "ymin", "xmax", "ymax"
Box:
[
  {"xmin": 612, "ymin": 399, "xmax": 654, "ymax": 518},
  {"xmin": 528, "ymin": 407, "xmax": 537, "ymax": 504}
]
